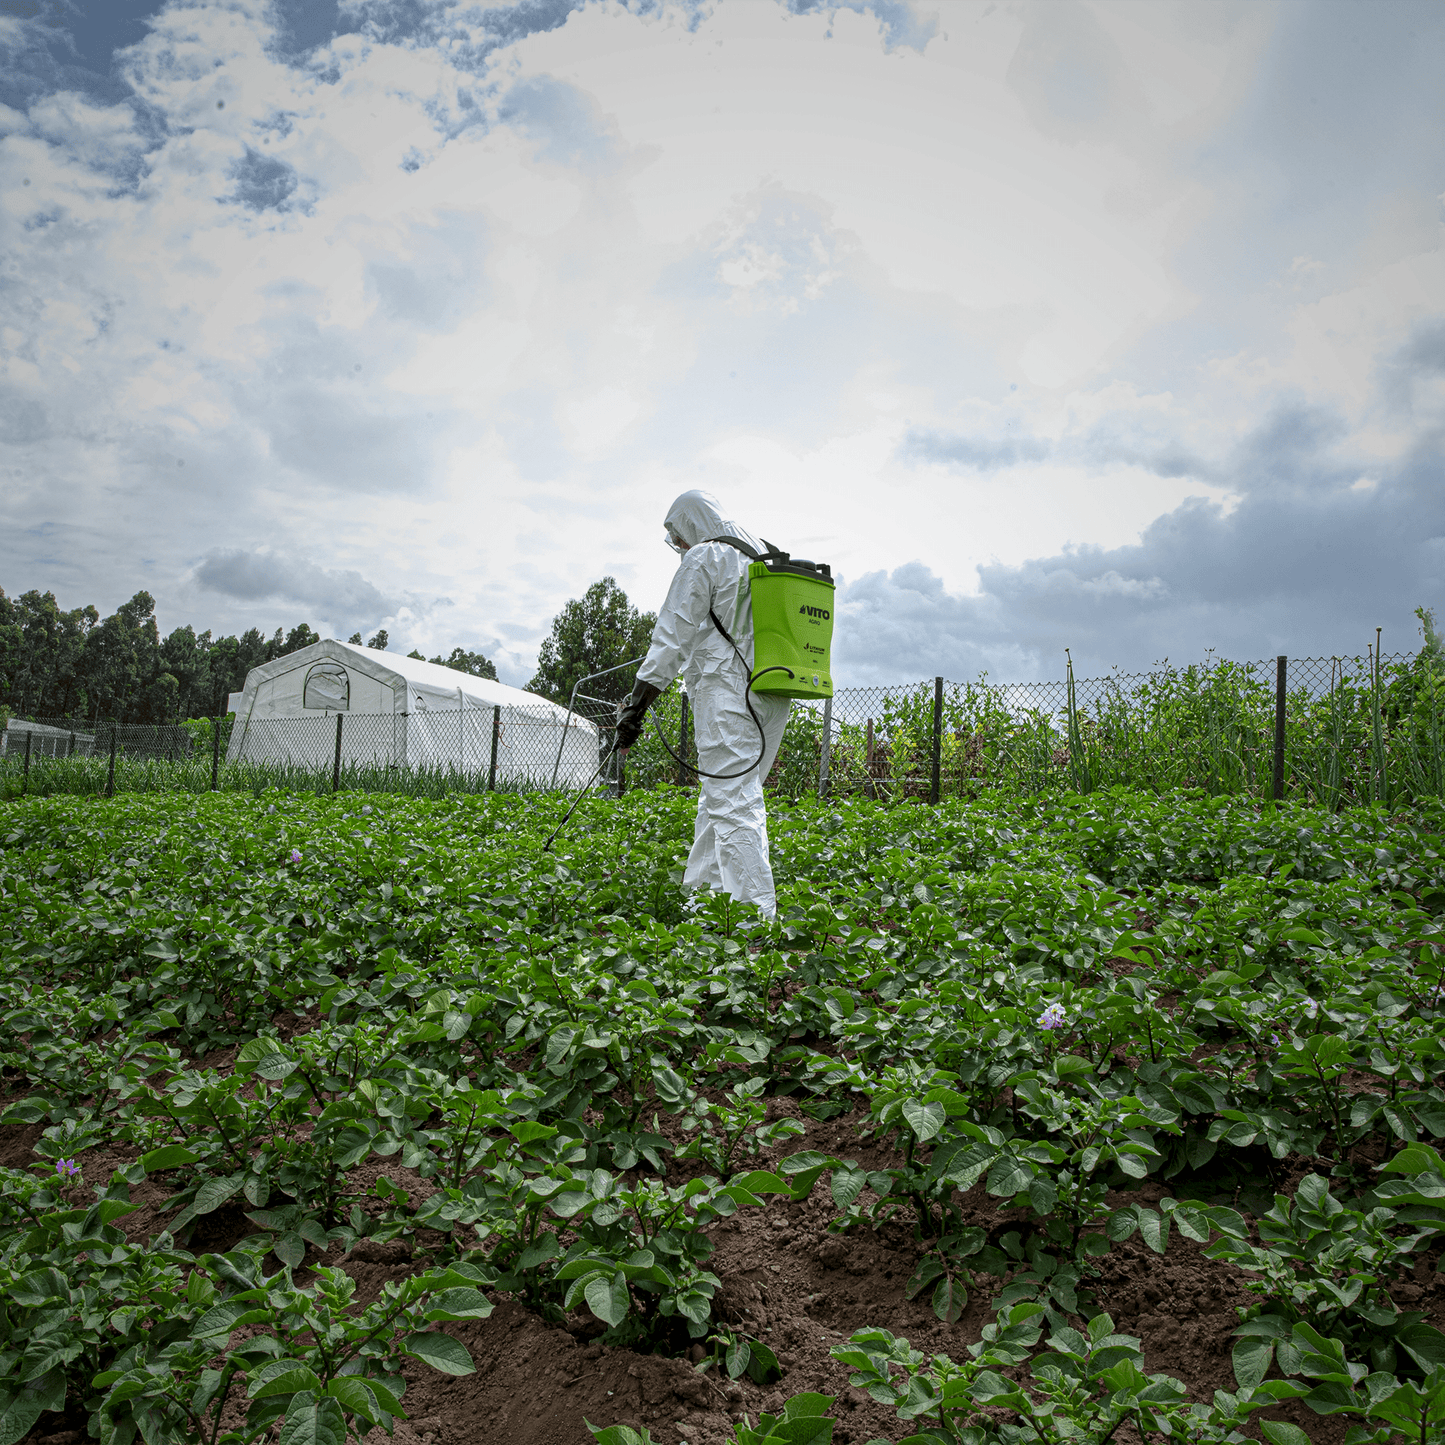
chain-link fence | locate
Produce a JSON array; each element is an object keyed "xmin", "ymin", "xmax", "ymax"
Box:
[
  {"xmin": 1, "ymin": 701, "xmax": 601, "ymax": 800},
  {"xmin": 4, "ymin": 649, "xmax": 1441, "ymax": 807},
  {"xmin": 809, "ymin": 651, "xmax": 1443, "ymax": 808}
]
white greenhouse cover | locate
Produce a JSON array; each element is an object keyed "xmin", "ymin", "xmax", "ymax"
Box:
[{"xmin": 226, "ymin": 641, "xmax": 599, "ymax": 786}]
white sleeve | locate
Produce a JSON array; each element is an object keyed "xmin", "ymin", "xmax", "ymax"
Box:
[{"xmin": 637, "ymin": 552, "xmax": 715, "ymax": 688}]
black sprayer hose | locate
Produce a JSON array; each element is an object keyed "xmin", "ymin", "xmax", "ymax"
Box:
[
  {"xmin": 643, "ymin": 664, "xmax": 794, "ymax": 781},
  {"xmin": 542, "ymin": 653, "xmax": 792, "ymax": 850}
]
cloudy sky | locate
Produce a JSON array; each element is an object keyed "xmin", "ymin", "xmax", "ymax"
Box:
[{"xmin": 2, "ymin": 0, "xmax": 1442, "ymax": 686}]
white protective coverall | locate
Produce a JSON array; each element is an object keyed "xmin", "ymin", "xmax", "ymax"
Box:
[{"xmin": 637, "ymin": 490, "xmax": 792, "ymax": 916}]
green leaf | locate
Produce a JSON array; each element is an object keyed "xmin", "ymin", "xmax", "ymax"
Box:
[
  {"xmin": 584, "ymin": 1270, "xmax": 630, "ymax": 1327},
  {"xmin": 985, "ymin": 1158, "xmax": 1033, "ymax": 1197},
  {"xmin": 1204, "ymin": 1205, "xmax": 1248, "ymax": 1238},
  {"xmin": 745, "ymin": 1340, "xmax": 783, "ymax": 1385},
  {"xmin": 274, "ymin": 1231, "xmax": 307, "ymax": 1269},
  {"xmin": 770, "ymin": 1415, "xmax": 834, "ymax": 1444},
  {"xmin": 1302, "ymin": 1380, "xmax": 1360, "ymax": 1414},
  {"xmin": 1137, "ymin": 1209, "xmax": 1169, "ymax": 1255},
  {"xmin": 1107, "ymin": 1208, "xmax": 1140, "ymax": 1242},
  {"xmin": 190, "ymin": 1301, "xmax": 250, "ymax": 1340},
  {"xmin": 1259, "ymin": 1424, "xmax": 1311, "ymax": 1445},
  {"xmin": 1397, "ymin": 1323, "xmax": 1445, "ymax": 1372},
  {"xmin": 726, "ymin": 1339, "xmax": 751, "ymax": 1379},
  {"xmin": 424, "ymin": 1287, "xmax": 494, "ymax": 1322},
  {"xmin": 1027, "ymin": 1176, "xmax": 1057, "ymax": 1218},
  {"xmin": 23, "ymin": 1371, "xmax": 63, "ymax": 1417},
  {"xmin": 780, "ymin": 1151, "xmax": 833, "ymax": 1175},
  {"xmin": 1381, "ymin": 1142, "xmax": 1445, "ymax": 1174},
  {"xmin": 0, "ymin": 1387, "xmax": 45, "ymax": 1445},
  {"xmin": 901, "ymin": 1099, "xmax": 945, "ymax": 1142},
  {"xmin": 731, "ymin": 1170, "xmax": 794, "ymax": 1195},
  {"xmin": 584, "ymin": 1425, "xmax": 652, "ymax": 1445},
  {"xmin": 782, "ymin": 1394, "xmax": 835, "ymax": 1420},
  {"xmin": 401, "ymin": 1331, "xmax": 476, "ymax": 1377},
  {"xmin": 322, "ymin": 1377, "xmax": 378, "ymax": 1425},
  {"xmin": 192, "ymin": 1174, "xmax": 244, "ymax": 1216},
  {"xmin": 931, "ymin": 1274, "xmax": 966, "ymax": 1324},
  {"xmin": 1185, "ymin": 1134, "xmax": 1217, "ymax": 1169},
  {"xmin": 830, "ymin": 1165, "xmax": 866, "ymax": 1210},
  {"xmin": 139, "ymin": 1144, "xmax": 202, "ymax": 1172},
  {"xmin": 1115, "ymin": 1150, "xmax": 1148, "ymax": 1179},
  {"xmin": 340, "ymin": 1375, "xmax": 405, "ymax": 1421},
  {"xmin": 276, "ymin": 1397, "xmax": 347, "ymax": 1445},
  {"xmin": 8, "ymin": 1269, "xmax": 68, "ymax": 1307},
  {"xmin": 250, "ymin": 1365, "xmax": 323, "ymax": 1401},
  {"xmin": 1232, "ymin": 1336, "xmax": 1274, "ymax": 1392}
]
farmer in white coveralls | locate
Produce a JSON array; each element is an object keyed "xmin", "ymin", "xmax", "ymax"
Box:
[{"xmin": 614, "ymin": 491, "xmax": 792, "ymax": 917}]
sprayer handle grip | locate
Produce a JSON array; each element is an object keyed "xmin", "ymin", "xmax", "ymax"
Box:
[{"xmin": 615, "ymin": 680, "xmax": 662, "ymax": 749}]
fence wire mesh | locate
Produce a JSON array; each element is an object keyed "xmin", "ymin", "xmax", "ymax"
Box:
[
  {"xmin": 3, "ymin": 650, "xmax": 1440, "ymax": 806},
  {"xmin": 2, "ymin": 701, "xmax": 601, "ymax": 799},
  {"xmin": 812, "ymin": 652, "xmax": 1435, "ymax": 807}
]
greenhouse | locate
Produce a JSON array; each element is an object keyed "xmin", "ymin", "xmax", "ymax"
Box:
[{"xmin": 225, "ymin": 640, "xmax": 599, "ymax": 786}]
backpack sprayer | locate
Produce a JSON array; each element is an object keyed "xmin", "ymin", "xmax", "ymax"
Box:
[{"xmin": 644, "ymin": 536, "xmax": 834, "ymax": 779}]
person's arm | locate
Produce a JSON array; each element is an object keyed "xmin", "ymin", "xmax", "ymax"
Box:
[
  {"xmin": 617, "ymin": 550, "xmax": 715, "ymax": 751},
  {"xmin": 636, "ymin": 550, "xmax": 715, "ymax": 689}
]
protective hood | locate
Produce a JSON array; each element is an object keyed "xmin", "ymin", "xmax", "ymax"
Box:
[{"xmin": 664, "ymin": 490, "xmax": 763, "ymax": 555}]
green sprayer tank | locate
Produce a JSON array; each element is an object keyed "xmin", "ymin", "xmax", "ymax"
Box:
[{"xmin": 711, "ymin": 536, "xmax": 835, "ymax": 701}]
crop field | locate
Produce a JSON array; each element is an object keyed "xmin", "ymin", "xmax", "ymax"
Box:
[{"xmin": 2, "ymin": 785, "xmax": 1445, "ymax": 1445}]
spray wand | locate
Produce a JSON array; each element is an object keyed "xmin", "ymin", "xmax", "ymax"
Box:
[{"xmin": 541, "ymin": 740, "xmax": 620, "ymax": 852}]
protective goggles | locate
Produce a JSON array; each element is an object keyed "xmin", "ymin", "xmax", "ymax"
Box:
[{"xmin": 664, "ymin": 527, "xmax": 686, "ymax": 554}]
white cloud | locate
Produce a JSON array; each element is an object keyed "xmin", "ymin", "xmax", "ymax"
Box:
[{"xmin": 0, "ymin": 0, "xmax": 1442, "ymax": 690}]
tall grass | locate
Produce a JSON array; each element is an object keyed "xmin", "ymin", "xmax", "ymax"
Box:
[{"xmin": 0, "ymin": 753, "xmax": 539, "ymax": 802}]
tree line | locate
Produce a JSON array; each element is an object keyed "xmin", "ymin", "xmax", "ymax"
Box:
[{"xmin": 0, "ymin": 575, "xmax": 656, "ymax": 725}]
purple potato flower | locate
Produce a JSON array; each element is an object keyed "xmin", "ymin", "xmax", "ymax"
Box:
[
  {"xmin": 290, "ymin": 849, "xmax": 302, "ymax": 863},
  {"xmin": 1037, "ymin": 1003, "xmax": 1067, "ymax": 1031},
  {"xmin": 55, "ymin": 1159, "xmax": 81, "ymax": 1179}
]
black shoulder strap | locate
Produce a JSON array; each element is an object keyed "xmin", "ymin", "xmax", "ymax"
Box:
[
  {"xmin": 703, "ymin": 534, "xmax": 761, "ymax": 560},
  {"xmin": 708, "ymin": 534, "xmax": 830, "ymax": 582},
  {"xmin": 709, "ymin": 607, "xmax": 739, "ymax": 650},
  {"xmin": 702, "ymin": 537, "xmax": 755, "ymax": 652},
  {"xmin": 702, "ymin": 535, "xmax": 787, "ymax": 658}
]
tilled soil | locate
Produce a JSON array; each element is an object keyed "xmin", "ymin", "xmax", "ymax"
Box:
[{"xmin": 7, "ymin": 1098, "xmax": 1445, "ymax": 1445}]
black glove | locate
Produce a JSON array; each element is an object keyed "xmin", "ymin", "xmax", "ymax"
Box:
[{"xmin": 615, "ymin": 680, "xmax": 662, "ymax": 750}]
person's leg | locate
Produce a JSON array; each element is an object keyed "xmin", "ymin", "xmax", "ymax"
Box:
[
  {"xmin": 683, "ymin": 792, "xmax": 722, "ymax": 891},
  {"xmin": 689, "ymin": 684, "xmax": 790, "ymax": 914}
]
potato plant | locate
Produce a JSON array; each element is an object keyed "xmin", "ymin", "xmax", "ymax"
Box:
[{"xmin": 2, "ymin": 785, "xmax": 1445, "ymax": 1440}]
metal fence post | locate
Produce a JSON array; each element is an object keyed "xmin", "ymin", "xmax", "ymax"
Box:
[
  {"xmin": 211, "ymin": 715, "xmax": 221, "ymax": 791},
  {"xmin": 817, "ymin": 695, "xmax": 833, "ymax": 798},
  {"xmin": 1273, "ymin": 656, "xmax": 1287, "ymax": 802},
  {"xmin": 105, "ymin": 725, "xmax": 117, "ymax": 798},
  {"xmin": 930, "ymin": 676, "xmax": 943, "ymax": 805},
  {"xmin": 67, "ymin": 730, "xmax": 76, "ymax": 757},
  {"xmin": 21, "ymin": 729, "xmax": 31, "ymax": 797},
  {"xmin": 488, "ymin": 706, "xmax": 500, "ymax": 792},
  {"xmin": 332, "ymin": 713, "xmax": 344, "ymax": 793}
]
